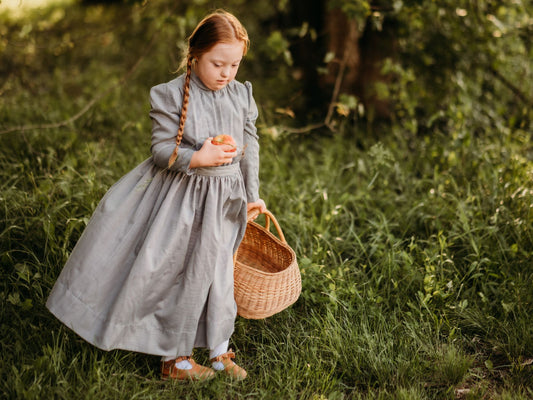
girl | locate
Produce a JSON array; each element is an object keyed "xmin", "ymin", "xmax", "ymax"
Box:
[{"xmin": 46, "ymin": 10, "xmax": 266, "ymax": 381}]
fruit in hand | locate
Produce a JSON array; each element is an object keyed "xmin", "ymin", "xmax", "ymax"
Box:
[{"xmin": 211, "ymin": 134, "xmax": 236, "ymax": 149}]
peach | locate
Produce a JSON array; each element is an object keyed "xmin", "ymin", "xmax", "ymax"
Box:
[{"xmin": 211, "ymin": 134, "xmax": 236, "ymax": 148}]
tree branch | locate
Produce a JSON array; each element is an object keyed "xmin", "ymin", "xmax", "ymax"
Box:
[
  {"xmin": 324, "ymin": 44, "xmax": 349, "ymax": 129},
  {"xmin": 489, "ymin": 66, "xmax": 533, "ymax": 107},
  {"xmin": 277, "ymin": 122, "xmax": 326, "ymax": 134},
  {"xmin": 281, "ymin": 27, "xmax": 353, "ymax": 135}
]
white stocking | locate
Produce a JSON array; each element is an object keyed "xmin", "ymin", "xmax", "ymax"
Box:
[
  {"xmin": 210, "ymin": 340, "xmax": 229, "ymax": 371},
  {"xmin": 160, "ymin": 355, "xmax": 192, "ymax": 370}
]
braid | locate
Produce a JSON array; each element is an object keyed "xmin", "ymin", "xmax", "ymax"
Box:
[{"xmin": 168, "ymin": 55, "xmax": 193, "ymax": 168}]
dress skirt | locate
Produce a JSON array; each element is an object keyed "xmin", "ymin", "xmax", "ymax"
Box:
[{"xmin": 46, "ymin": 158, "xmax": 247, "ymax": 357}]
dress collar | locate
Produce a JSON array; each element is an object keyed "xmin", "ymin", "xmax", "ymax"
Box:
[
  {"xmin": 190, "ymin": 70, "xmax": 229, "ymax": 95},
  {"xmin": 190, "ymin": 70, "xmax": 212, "ymax": 92}
]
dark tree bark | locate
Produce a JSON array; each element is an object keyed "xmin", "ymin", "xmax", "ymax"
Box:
[
  {"xmin": 355, "ymin": 16, "xmax": 398, "ymax": 119},
  {"xmin": 289, "ymin": 1, "xmax": 397, "ymax": 120},
  {"xmin": 286, "ymin": 0, "xmax": 328, "ymax": 111}
]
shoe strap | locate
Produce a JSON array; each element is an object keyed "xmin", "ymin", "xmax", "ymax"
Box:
[{"xmin": 210, "ymin": 350, "xmax": 236, "ymax": 363}]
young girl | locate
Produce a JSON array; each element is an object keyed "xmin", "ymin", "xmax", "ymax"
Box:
[{"xmin": 46, "ymin": 10, "xmax": 266, "ymax": 381}]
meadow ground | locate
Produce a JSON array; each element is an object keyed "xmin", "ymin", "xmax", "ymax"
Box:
[{"xmin": 1, "ymin": 2, "xmax": 532, "ymax": 399}]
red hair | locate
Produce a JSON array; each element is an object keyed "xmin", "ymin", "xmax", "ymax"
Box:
[{"xmin": 167, "ymin": 10, "xmax": 249, "ymax": 168}]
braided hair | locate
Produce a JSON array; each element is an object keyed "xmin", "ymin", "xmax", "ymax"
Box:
[
  {"xmin": 167, "ymin": 54, "xmax": 193, "ymax": 168},
  {"xmin": 167, "ymin": 10, "xmax": 249, "ymax": 168}
]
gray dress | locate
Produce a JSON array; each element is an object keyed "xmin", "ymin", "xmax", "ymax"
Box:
[{"xmin": 46, "ymin": 72, "xmax": 260, "ymax": 357}]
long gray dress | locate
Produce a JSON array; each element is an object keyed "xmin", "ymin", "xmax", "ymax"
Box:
[{"xmin": 46, "ymin": 72, "xmax": 260, "ymax": 357}]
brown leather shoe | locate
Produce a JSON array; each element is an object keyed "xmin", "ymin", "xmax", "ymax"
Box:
[
  {"xmin": 161, "ymin": 356, "xmax": 215, "ymax": 381},
  {"xmin": 210, "ymin": 350, "xmax": 247, "ymax": 380}
]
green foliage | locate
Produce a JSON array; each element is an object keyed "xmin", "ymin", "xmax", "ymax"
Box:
[
  {"xmin": 328, "ymin": 0, "xmax": 371, "ymax": 25},
  {"xmin": 265, "ymin": 30, "xmax": 293, "ymax": 66},
  {"xmin": 1, "ymin": 1, "xmax": 533, "ymax": 399},
  {"xmin": 383, "ymin": 0, "xmax": 533, "ymax": 129},
  {"xmin": 260, "ymin": 0, "xmax": 533, "ymax": 131}
]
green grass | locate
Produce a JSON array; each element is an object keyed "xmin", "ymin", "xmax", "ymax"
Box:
[{"xmin": 1, "ymin": 1, "xmax": 533, "ymax": 399}]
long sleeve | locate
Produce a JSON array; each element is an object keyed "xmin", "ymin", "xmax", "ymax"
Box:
[
  {"xmin": 240, "ymin": 81, "xmax": 260, "ymax": 202},
  {"xmin": 149, "ymin": 82, "xmax": 195, "ymax": 174}
]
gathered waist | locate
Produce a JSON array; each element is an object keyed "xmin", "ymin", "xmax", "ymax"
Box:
[{"xmin": 192, "ymin": 163, "xmax": 240, "ymax": 177}]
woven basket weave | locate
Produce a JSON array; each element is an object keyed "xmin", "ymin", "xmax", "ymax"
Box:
[{"xmin": 233, "ymin": 209, "xmax": 301, "ymax": 319}]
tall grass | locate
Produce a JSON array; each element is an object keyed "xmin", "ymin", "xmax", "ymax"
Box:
[{"xmin": 1, "ymin": 2, "xmax": 533, "ymax": 399}]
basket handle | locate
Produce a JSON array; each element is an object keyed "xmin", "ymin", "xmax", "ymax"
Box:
[{"xmin": 246, "ymin": 208, "xmax": 286, "ymax": 243}]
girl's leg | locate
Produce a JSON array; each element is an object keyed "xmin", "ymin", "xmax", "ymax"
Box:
[
  {"xmin": 209, "ymin": 340, "xmax": 229, "ymax": 362},
  {"xmin": 210, "ymin": 340, "xmax": 229, "ymax": 371}
]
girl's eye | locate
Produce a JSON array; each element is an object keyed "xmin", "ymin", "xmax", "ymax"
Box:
[{"xmin": 214, "ymin": 63, "xmax": 222, "ymax": 67}]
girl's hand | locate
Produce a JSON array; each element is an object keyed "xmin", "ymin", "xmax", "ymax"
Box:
[
  {"xmin": 247, "ymin": 199, "xmax": 267, "ymax": 218},
  {"xmin": 190, "ymin": 137, "xmax": 237, "ymax": 168}
]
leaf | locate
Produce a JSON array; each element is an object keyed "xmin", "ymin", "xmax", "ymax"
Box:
[
  {"xmin": 324, "ymin": 52, "xmax": 335, "ymax": 64},
  {"xmin": 335, "ymin": 103, "xmax": 350, "ymax": 117},
  {"xmin": 275, "ymin": 107, "xmax": 295, "ymax": 118}
]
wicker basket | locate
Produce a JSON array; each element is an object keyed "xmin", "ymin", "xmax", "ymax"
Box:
[{"xmin": 233, "ymin": 209, "xmax": 301, "ymax": 319}]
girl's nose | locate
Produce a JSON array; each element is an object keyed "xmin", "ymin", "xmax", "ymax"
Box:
[{"xmin": 221, "ymin": 67, "xmax": 230, "ymax": 77}]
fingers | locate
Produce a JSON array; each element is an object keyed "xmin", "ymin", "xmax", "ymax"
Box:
[
  {"xmin": 257, "ymin": 200, "xmax": 267, "ymax": 213},
  {"xmin": 197, "ymin": 138, "xmax": 239, "ymax": 166},
  {"xmin": 247, "ymin": 199, "xmax": 267, "ymax": 213},
  {"xmin": 216, "ymin": 147, "xmax": 237, "ymax": 165},
  {"xmin": 215, "ymin": 145, "xmax": 237, "ymax": 165}
]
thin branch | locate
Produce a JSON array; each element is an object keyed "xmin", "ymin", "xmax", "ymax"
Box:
[
  {"xmin": 278, "ymin": 122, "xmax": 326, "ymax": 134},
  {"xmin": 281, "ymin": 26, "xmax": 352, "ymax": 135},
  {"xmin": 1, "ymin": 94, "xmax": 105, "ymax": 135},
  {"xmin": 325, "ymin": 47, "xmax": 349, "ymax": 129},
  {"xmin": 489, "ymin": 66, "xmax": 533, "ymax": 107}
]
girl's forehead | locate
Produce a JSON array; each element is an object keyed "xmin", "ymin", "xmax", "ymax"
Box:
[{"xmin": 204, "ymin": 40, "xmax": 245, "ymax": 59}]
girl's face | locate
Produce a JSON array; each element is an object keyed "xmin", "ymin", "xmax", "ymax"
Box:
[{"xmin": 195, "ymin": 40, "xmax": 245, "ymax": 91}]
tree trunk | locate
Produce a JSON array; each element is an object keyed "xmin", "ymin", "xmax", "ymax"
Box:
[
  {"xmin": 289, "ymin": 1, "xmax": 397, "ymax": 120},
  {"xmin": 355, "ymin": 16, "xmax": 397, "ymax": 119},
  {"xmin": 324, "ymin": 9, "xmax": 361, "ymax": 94}
]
